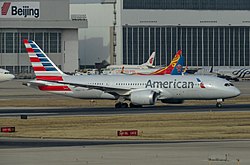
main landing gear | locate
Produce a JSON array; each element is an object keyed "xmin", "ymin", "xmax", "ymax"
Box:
[
  {"xmin": 115, "ymin": 97, "xmax": 129, "ymax": 108},
  {"xmin": 115, "ymin": 102, "xmax": 142, "ymax": 108},
  {"xmin": 216, "ymin": 99, "xmax": 224, "ymax": 108},
  {"xmin": 115, "ymin": 102, "xmax": 128, "ymax": 108}
]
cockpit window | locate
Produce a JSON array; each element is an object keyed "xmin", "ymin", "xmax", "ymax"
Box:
[{"xmin": 224, "ymin": 83, "xmax": 234, "ymax": 87}]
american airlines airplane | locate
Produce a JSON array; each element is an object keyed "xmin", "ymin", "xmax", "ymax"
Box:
[
  {"xmin": 24, "ymin": 40, "xmax": 240, "ymax": 108},
  {"xmin": 0, "ymin": 68, "xmax": 15, "ymax": 82},
  {"xmin": 106, "ymin": 52, "xmax": 155, "ymax": 70}
]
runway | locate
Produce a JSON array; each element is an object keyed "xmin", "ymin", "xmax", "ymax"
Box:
[
  {"xmin": 0, "ymin": 137, "xmax": 229, "ymax": 149},
  {"xmin": 0, "ymin": 104, "xmax": 250, "ymax": 117},
  {"xmin": 1, "ymin": 138, "xmax": 250, "ymax": 165},
  {"xmin": 0, "ymin": 80, "xmax": 250, "ymax": 165}
]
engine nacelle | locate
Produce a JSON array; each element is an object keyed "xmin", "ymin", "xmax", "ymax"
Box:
[
  {"xmin": 161, "ymin": 99, "xmax": 184, "ymax": 104},
  {"xmin": 130, "ymin": 90, "xmax": 157, "ymax": 105}
]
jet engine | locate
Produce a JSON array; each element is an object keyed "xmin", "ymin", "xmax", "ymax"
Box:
[
  {"xmin": 161, "ymin": 99, "xmax": 184, "ymax": 104},
  {"xmin": 130, "ymin": 90, "xmax": 158, "ymax": 105}
]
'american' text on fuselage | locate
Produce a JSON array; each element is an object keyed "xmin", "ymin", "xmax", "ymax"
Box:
[{"xmin": 145, "ymin": 79, "xmax": 194, "ymax": 89}]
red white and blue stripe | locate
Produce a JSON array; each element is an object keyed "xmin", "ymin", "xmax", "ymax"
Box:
[
  {"xmin": 24, "ymin": 39, "xmax": 65, "ymax": 81},
  {"xmin": 196, "ymin": 78, "xmax": 206, "ymax": 88}
]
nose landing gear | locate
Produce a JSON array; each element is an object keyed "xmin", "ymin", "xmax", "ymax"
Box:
[{"xmin": 216, "ymin": 99, "xmax": 224, "ymax": 108}]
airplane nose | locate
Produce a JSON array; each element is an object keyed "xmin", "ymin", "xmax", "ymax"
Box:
[
  {"xmin": 229, "ymin": 87, "xmax": 241, "ymax": 98},
  {"xmin": 234, "ymin": 87, "xmax": 241, "ymax": 97},
  {"xmin": 10, "ymin": 74, "xmax": 15, "ymax": 80}
]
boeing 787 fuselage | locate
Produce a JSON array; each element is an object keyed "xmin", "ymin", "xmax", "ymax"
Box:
[{"xmin": 24, "ymin": 39, "xmax": 240, "ymax": 108}]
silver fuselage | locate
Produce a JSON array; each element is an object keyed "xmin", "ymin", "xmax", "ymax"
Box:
[{"xmin": 34, "ymin": 74, "xmax": 240, "ymax": 101}]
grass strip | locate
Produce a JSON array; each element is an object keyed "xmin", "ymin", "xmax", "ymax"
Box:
[{"xmin": 1, "ymin": 112, "xmax": 250, "ymax": 140}]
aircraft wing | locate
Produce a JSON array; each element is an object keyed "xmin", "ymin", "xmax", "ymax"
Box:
[
  {"xmin": 23, "ymin": 79, "xmax": 130, "ymax": 95},
  {"xmin": 53, "ymin": 80, "xmax": 134, "ymax": 96},
  {"xmin": 24, "ymin": 79, "xmax": 162, "ymax": 97},
  {"xmin": 55, "ymin": 80, "xmax": 162, "ymax": 96}
]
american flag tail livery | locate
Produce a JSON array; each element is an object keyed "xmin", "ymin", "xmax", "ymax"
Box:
[{"xmin": 23, "ymin": 39, "xmax": 67, "ymax": 81}]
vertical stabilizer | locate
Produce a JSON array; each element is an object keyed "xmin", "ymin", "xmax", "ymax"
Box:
[
  {"xmin": 24, "ymin": 39, "xmax": 66, "ymax": 81},
  {"xmin": 142, "ymin": 52, "xmax": 155, "ymax": 67},
  {"xmin": 170, "ymin": 55, "xmax": 185, "ymax": 75},
  {"xmin": 149, "ymin": 50, "xmax": 182, "ymax": 75}
]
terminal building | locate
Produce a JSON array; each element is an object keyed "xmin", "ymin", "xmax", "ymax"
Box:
[
  {"xmin": 72, "ymin": 0, "xmax": 250, "ymax": 68},
  {"xmin": 0, "ymin": 0, "xmax": 87, "ymax": 74},
  {"xmin": 1, "ymin": 0, "xmax": 250, "ymax": 75}
]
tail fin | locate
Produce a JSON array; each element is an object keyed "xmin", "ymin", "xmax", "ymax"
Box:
[
  {"xmin": 147, "ymin": 50, "xmax": 182, "ymax": 75},
  {"xmin": 142, "ymin": 52, "xmax": 155, "ymax": 67},
  {"xmin": 23, "ymin": 39, "xmax": 66, "ymax": 81},
  {"xmin": 170, "ymin": 55, "xmax": 185, "ymax": 75}
]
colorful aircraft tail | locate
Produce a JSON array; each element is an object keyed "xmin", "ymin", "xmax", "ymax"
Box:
[
  {"xmin": 146, "ymin": 50, "xmax": 183, "ymax": 75},
  {"xmin": 170, "ymin": 55, "xmax": 185, "ymax": 75},
  {"xmin": 23, "ymin": 39, "xmax": 66, "ymax": 81},
  {"xmin": 142, "ymin": 52, "xmax": 155, "ymax": 67}
]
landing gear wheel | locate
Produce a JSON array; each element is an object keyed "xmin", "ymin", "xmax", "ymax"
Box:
[
  {"xmin": 216, "ymin": 102, "xmax": 222, "ymax": 108},
  {"xmin": 130, "ymin": 103, "xmax": 142, "ymax": 108},
  {"xmin": 115, "ymin": 102, "xmax": 122, "ymax": 108},
  {"xmin": 115, "ymin": 102, "xmax": 128, "ymax": 108},
  {"xmin": 216, "ymin": 99, "xmax": 224, "ymax": 108},
  {"xmin": 121, "ymin": 103, "xmax": 128, "ymax": 108}
]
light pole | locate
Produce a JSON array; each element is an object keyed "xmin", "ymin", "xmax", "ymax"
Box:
[{"xmin": 101, "ymin": 0, "xmax": 117, "ymax": 65}]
